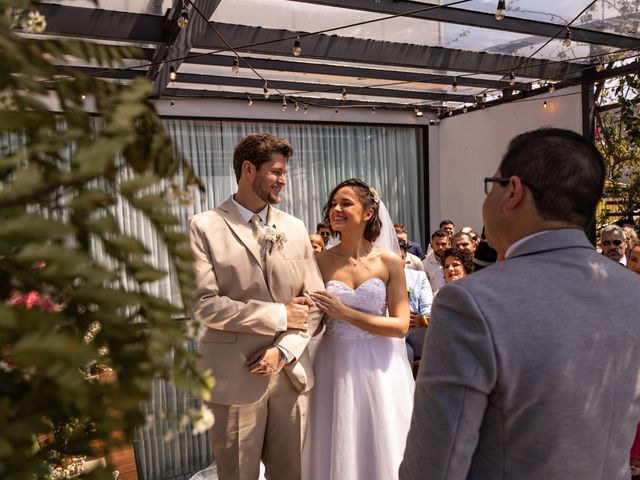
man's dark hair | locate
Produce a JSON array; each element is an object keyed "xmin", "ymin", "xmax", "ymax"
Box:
[
  {"xmin": 431, "ymin": 229, "xmax": 449, "ymax": 240},
  {"xmin": 439, "ymin": 219, "xmax": 455, "ymax": 229},
  {"xmin": 499, "ymin": 128, "xmax": 605, "ymax": 228},
  {"xmin": 316, "ymin": 223, "xmax": 329, "ymax": 232},
  {"xmin": 233, "ymin": 133, "xmax": 293, "ymax": 182}
]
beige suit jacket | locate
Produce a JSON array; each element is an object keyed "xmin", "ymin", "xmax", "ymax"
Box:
[{"xmin": 189, "ymin": 196, "xmax": 324, "ymax": 405}]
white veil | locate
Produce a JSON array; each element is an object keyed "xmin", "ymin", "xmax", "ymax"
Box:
[{"xmin": 373, "ymin": 200, "xmax": 401, "ymax": 256}]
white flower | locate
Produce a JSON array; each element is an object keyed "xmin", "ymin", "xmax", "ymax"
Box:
[
  {"xmin": 192, "ymin": 404, "xmax": 215, "ymax": 435},
  {"xmin": 262, "ymin": 224, "xmax": 287, "ymax": 254}
]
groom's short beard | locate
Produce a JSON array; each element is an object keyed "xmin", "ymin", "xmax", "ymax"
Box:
[{"xmin": 252, "ymin": 178, "xmax": 281, "ymax": 204}]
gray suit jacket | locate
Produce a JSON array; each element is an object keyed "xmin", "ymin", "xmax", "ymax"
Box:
[{"xmin": 400, "ymin": 229, "xmax": 640, "ymax": 480}]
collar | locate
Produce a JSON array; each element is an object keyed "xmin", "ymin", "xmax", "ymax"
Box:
[
  {"xmin": 232, "ymin": 195, "xmax": 269, "ymax": 225},
  {"xmin": 505, "ymin": 231, "xmax": 549, "ymax": 259},
  {"xmin": 506, "ymin": 228, "xmax": 592, "ymax": 260}
]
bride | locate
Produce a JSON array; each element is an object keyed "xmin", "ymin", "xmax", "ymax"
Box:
[{"xmin": 306, "ymin": 178, "xmax": 414, "ymax": 479}]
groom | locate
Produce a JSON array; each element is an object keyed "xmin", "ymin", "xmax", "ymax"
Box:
[{"xmin": 189, "ymin": 133, "xmax": 324, "ymax": 479}]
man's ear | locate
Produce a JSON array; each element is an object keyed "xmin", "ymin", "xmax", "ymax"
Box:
[
  {"xmin": 503, "ymin": 176, "xmax": 526, "ymax": 212},
  {"xmin": 241, "ymin": 160, "xmax": 255, "ymax": 179}
]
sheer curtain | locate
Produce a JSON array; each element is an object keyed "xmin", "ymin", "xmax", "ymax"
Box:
[{"xmin": 135, "ymin": 118, "xmax": 425, "ymax": 479}]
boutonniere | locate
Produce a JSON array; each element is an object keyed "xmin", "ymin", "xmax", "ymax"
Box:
[
  {"xmin": 407, "ymin": 287, "xmax": 414, "ymax": 297},
  {"xmin": 263, "ymin": 224, "xmax": 287, "ymax": 254}
]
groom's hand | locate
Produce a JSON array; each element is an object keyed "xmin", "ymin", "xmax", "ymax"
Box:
[
  {"xmin": 285, "ymin": 296, "xmax": 312, "ymax": 330},
  {"xmin": 247, "ymin": 346, "xmax": 285, "ymax": 376}
]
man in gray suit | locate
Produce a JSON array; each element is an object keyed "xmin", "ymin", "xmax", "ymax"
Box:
[{"xmin": 400, "ymin": 128, "xmax": 640, "ymax": 479}]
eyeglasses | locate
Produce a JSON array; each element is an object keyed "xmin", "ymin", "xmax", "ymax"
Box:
[
  {"xmin": 602, "ymin": 239, "xmax": 624, "ymax": 247},
  {"xmin": 484, "ymin": 176, "xmax": 541, "ymax": 197}
]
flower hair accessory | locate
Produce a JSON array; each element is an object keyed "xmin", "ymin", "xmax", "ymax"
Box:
[{"xmin": 368, "ymin": 187, "xmax": 380, "ymax": 204}]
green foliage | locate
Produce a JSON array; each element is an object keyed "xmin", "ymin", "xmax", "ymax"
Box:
[
  {"xmin": 594, "ymin": 71, "xmax": 640, "ymax": 228},
  {"xmin": 0, "ymin": 1, "xmax": 212, "ymax": 478}
]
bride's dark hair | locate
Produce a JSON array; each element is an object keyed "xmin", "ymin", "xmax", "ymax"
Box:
[{"xmin": 322, "ymin": 178, "xmax": 382, "ymax": 242}]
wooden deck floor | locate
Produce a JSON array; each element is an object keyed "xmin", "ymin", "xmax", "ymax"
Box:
[{"xmin": 110, "ymin": 445, "xmax": 138, "ymax": 480}]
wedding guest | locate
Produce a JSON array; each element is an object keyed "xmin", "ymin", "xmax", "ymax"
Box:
[
  {"xmin": 421, "ymin": 230, "xmax": 449, "ymax": 295},
  {"xmin": 628, "ymin": 242, "xmax": 640, "ymax": 274},
  {"xmin": 451, "ymin": 232, "xmax": 477, "ymax": 256},
  {"xmin": 189, "ymin": 133, "xmax": 324, "ymax": 479},
  {"xmin": 395, "ymin": 223, "xmax": 425, "ymax": 259},
  {"xmin": 624, "ymin": 225, "xmax": 638, "ymax": 261},
  {"xmin": 441, "ymin": 248, "xmax": 474, "ymax": 283},
  {"xmin": 401, "ymin": 128, "xmax": 640, "ymax": 480},
  {"xmin": 439, "ymin": 219, "xmax": 455, "ymax": 237},
  {"xmin": 309, "ymin": 234, "xmax": 324, "ymax": 254},
  {"xmin": 601, "ymin": 224, "xmax": 628, "ymax": 266},
  {"xmin": 316, "ymin": 222, "xmax": 331, "ymax": 246},
  {"xmin": 399, "ymin": 240, "xmax": 433, "ymax": 367}
]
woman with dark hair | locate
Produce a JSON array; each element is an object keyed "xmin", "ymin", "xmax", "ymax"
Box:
[
  {"xmin": 441, "ymin": 247, "xmax": 474, "ymax": 283},
  {"xmin": 306, "ymin": 178, "xmax": 413, "ymax": 480}
]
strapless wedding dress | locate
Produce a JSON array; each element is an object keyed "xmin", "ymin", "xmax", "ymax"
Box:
[{"xmin": 304, "ymin": 278, "xmax": 414, "ymax": 480}]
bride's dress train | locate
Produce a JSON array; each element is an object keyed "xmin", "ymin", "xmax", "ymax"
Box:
[{"xmin": 305, "ymin": 278, "xmax": 414, "ymax": 480}]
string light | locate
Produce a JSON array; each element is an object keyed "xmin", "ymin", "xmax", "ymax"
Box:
[
  {"xmin": 282, "ymin": 97, "xmax": 287, "ymax": 111},
  {"xmin": 342, "ymin": 88, "xmax": 347, "ymax": 101},
  {"xmin": 543, "ymin": 101, "xmax": 548, "ymax": 109},
  {"xmin": 292, "ymin": 37, "xmax": 302, "ymax": 57},
  {"xmin": 452, "ymin": 78, "xmax": 458, "ymax": 92},
  {"xmin": 177, "ymin": 2, "xmax": 189, "ymax": 29},
  {"xmin": 509, "ymin": 71, "xmax": 516, "ymax": 86},
  {"xmin": 448, "ymin": 109, "xmax": 453, "ymax": 117},
  {"xmin": 295, "ymin": 102, "xmax": 300, "ymax": 111},
  {"xmin": 335, "ymin": 108, "xmax": 339, "ymax": 115},
  {"xmin": 248, "ymin": 96, "xmax": 253, "ymax": 107},
  {"xmin": 80, "ymin": 93, "xmax": 86, "ymax": 100},
  {"xmin": 472, "ymin": 97, "xmax": 478, "ymax": 108},
  {"xmin": 549, "ymin": 84, "xmax": 556, "ymax": 93},
  {"xmin": 495, "ymin": 0, "xmax": 506, "ymax": 20},
  {"xmin": 304, "ymin": 105, "xmax": 308, "ymax": 115},
  {"xmin": 231, "ymin": 57, "xmax": 240, "ymax": 74},
  {"xmin": 263, "ymin": 81, "xmax": 270, "ymax": 99},
  {"xmin": 371, "ymin": 106, "xmax": 376, "ymax": 114},
  {"xmin": 415, "ymin": 107, "xmax": 423, "ymax": 117},
  {"xmin": 463, "ymin": 106, "xmax": 468, "ymax": 113},
  {"xmin": 170, "ymin": 99, "xmax": 175, "ymax": 108},
  {"xmin": 169, "ymin": 66, "xmax": 177, "ymax": 82},
  {"xmin": 562, "ymin": 28, "xmax": 572, "ymax": 48}
]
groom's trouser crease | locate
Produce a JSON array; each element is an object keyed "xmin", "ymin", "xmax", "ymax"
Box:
[{"xmin": 208, "ymin": 370, "xmax": 308, "ymax": 480}]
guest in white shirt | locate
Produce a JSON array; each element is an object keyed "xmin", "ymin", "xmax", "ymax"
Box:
[{"xmin": 422, "ymin": 230, "xmax": 449, "ymax": 294}]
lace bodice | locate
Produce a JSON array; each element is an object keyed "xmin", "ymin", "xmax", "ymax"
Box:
[{"xmin": 323, "ymin": 277, "xmax": 387, "ymax": 340}]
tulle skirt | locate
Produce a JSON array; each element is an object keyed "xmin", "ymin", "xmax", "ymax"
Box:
[{"xmin": 304, "ymin": 333, "xmax": 414, "ymax": 480}]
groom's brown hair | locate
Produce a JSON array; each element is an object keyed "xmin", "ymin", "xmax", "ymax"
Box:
[{"xmin": 233, "ymin": 133, "xmax": 293, "ymax": 182}]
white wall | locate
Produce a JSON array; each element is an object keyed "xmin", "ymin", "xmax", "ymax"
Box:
[{"xmin": 428, "ymin": 85, "xmax": 583, "ymax": 235}]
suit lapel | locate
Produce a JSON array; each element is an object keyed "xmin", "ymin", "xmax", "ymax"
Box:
[
  {"xmin": 219, "ymin": 197, "xmax": 265, "ymax": 271},
  {"xmin": 265, "ymin": 206, "xmax": 279, "ymax": 287}
]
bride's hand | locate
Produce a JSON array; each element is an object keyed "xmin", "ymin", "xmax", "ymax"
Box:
[{"xmin": 310, "ymin": 291, "xmax": 347, "ymax": 318}]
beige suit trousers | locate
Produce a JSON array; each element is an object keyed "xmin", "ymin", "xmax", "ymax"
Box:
[{"xmin": 207, "ymin": 370, "xmax": 309, "ymax": 480}]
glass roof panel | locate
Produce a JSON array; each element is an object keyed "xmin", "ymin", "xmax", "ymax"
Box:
[
  {"xmin": 213, "ymin": 0, "xmax": 613, "ymax": 64},
  {"xmin": 41, "ymin": 0, "xmax": 171, "ymax": 15}
]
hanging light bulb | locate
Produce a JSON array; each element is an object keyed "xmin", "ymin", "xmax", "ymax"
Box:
[
  {"xmin": 282, "ymin": 97, "xmax": 287, "ymax": 111},
  {"xmin": 169, "ymin": 66, "xmax": 177, "ymax": 82},
  {"xmin": 371, "ymin": 106, "xmax": 376, "ymax": 114},
  {"xmin": 304, "ymin": 105, "xmax": 308, "ymax": 115},
  {"xmin": 292, "ymin": 37, "xmax": 302, "ymax": 57},
  {"xmin": 563, "ymin": 28, "xmax": 572, "ymax": 48},
  {"xmin": 342, "ymin": 88, "xmax": 347, "ymax": 101},
  {"xmin": 170, "ymin": 99, "xmax": 175, "ymax": 108},
  {"xmin": 509, "ymin": 71, "xmax": 516, "ymax": 86},
  {"xmin": 473, "ymin": 96, "xmax": 478, "ymax": 108},
  {"xmin": 335, "ymin": 108, "xmax": 339, "ymax": 115},
  {"xmin": 177, "ymin": 2, "xmax": 189, "ymax": 29},
  {"xmin": 452, "ymin": 78, "xmax": 458, "ymax": 92},
  {"xmin": 263, "ymin": 81, "xmax": 270, "ymax": 99},
  {"xmin": 248, "ymin": 96, "xmax": 253, "ymax": 107},
  {"xmin": 80, "ymin": 93, "xmax": 86, "ymax": 100},
  {"xmin": 549, "ymin": 84, "xmax": 556, "ymax": 93},
  {"xmin": 463, "ymin": 106, "xmax": 468, "ymax": 113},
  {"xmin": 482, "ymin": 92, "xmax": 487, "ymax": 102},
  {"xmin": 295, "ymin": 102, "xmax": 299, "ymax": 112},
  {"xmin": 543, "ymin": 101, "xmax": 548, "ymax": 109},
  {"xmin": 448, "ymin": 109, "xmax": 453, "ymax": 117},
  {"xmin": 415, "ymin": 107, "xmax": 423, "ymax": 117},
  {"xmin": 231, "ymin": 57, "xmax": 240, "ymax": 74},
  {"xmin": 495, "ymin": 0, "xmax": 506, "ymax": 20}
]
